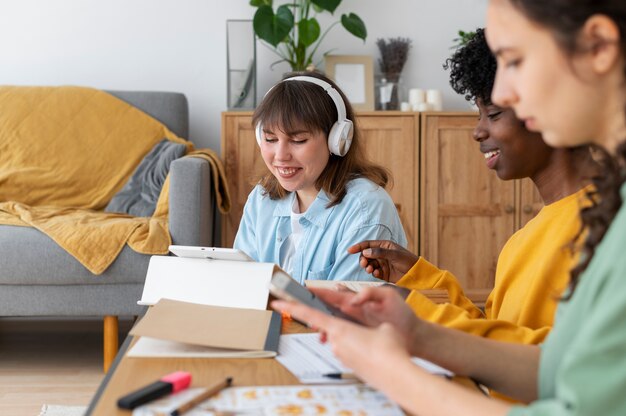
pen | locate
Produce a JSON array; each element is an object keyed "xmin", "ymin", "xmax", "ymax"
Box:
[
  {"xmin": 322, "ymin": 372, "xmax": 359, "ymax": 380},
  {"xmin": 168, "ymin": 376, "xmax": 233, "ymax": 416},
  {"xmin": 117, "ymin": 371, "xmax": 192, "ymax": 409}
]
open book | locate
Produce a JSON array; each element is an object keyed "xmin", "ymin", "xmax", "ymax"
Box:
[{"xmin": 128, "ymin": 299, "xmax": 281, "ymax": 358}]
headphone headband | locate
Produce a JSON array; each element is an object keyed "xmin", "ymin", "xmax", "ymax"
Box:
[
  {"xmin": 255, "ymin": 75, "xmax": 354, "ymax": 156},
  {"xmin": 282, "ymin": 76, "xmax": 348, "ymax": 123}
]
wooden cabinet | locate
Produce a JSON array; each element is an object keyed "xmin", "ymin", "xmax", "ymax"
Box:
[
  {"xmin": 221, "ymin": 111, "xmax": 541, "ymax": 305},
  {"xmin": 221, "ymin": 113, "xmax": 268, "ymax": 249},
  {"xmin": 355, "ymin": 114, "xmax": 419, "ymax": 252}
]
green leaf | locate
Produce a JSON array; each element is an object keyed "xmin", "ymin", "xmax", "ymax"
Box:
[
  {"xmin": 312, "ymin": 0, "xmax": 341, "ymax": 13},
  {"xmin": 253, "ymin": 5, "xmax": 294, "ymax": 47},
  {"xmin": 341, "ymin": 13, "xmax": 366, "ymax": 41},
  {"xmin": 249, "ymin": 0, "xmax": 269, "ymax": 7},
  {"xmin": 298, "ymin": 18, "xmax": 320, "ymax": 47}
]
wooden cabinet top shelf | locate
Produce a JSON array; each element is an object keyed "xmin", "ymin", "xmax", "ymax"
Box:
[{"xmin": 222, "ymin": 110, "xmax": 477, "ymax": 117}]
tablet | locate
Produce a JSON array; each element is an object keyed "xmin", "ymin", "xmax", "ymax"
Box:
[
  {"xmin": 168, "ymin": 245, "xmax": 253, "ymax": 262},
  {"xmin": 269, "ymin": 272, "xmax": 359, "ymax": 323}
]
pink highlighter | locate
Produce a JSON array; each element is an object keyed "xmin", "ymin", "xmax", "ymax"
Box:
[{"xmin": 117, "ymin": 371, "xmax": 192, "ymax": 409}]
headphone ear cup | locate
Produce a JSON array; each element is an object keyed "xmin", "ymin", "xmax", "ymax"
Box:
[
  {"xmin": 255, "ymin": 123, "xmax": 263, "ymax": 146},
  {"xmin": 328, "ymin": 119, "xmax": 354, "ymax": 156}
]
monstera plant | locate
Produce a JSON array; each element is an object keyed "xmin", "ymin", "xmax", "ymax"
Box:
[{"xmin": 250, "ymin": 0, "xmax": 367, "ymax": 71}]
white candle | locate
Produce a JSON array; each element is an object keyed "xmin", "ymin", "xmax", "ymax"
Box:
[
  {"xmin": 415, "ymin": 102, "xmax": 432, "ymax": 112},
  {"xmin": 408, "ymin": 88, "xmax": 425, "ymax": 105},
  {"xmin": 400, "ymin": 102, "xmax": 411, "ymax": 112},
  {"xmin": 426, "ymin": 89, "xmax": 443, "ymax": 111}
]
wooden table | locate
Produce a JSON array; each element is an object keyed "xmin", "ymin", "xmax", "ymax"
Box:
[
  {"xmin": 86, "ymin": 290, "xmax": 453, "ymax": 415},
  {"xmin": 86, "ymin": 318, "xmax": 311, "ymax": 415}
]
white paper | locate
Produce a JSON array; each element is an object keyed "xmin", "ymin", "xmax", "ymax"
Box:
[
  {"xmin": 138, "ymin": 256, "xmax": 273, "ymax": 310},
  {"xmin": 276, "ymin": 333, "xmax": 353, "ymax": 384},
  {"xmin": 277, "ymin": 333, "xmax": 454, "ymax": 384},
  {"xmin": 127, "ymin": 337, "xmax": 276, "ymax": 359},
  {"xmin": 276, "ymin": 334, "xmax": 354, "ymax": 384}
]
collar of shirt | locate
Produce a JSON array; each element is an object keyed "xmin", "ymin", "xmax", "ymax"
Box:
[{"xmin": 272, "ymin": 190, "xmax": 333, "ymax": 229}]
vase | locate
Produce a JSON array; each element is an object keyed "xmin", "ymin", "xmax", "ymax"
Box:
[{"xmin": 376, "ymin": 73, "xmax": 404, "ymax": 111}]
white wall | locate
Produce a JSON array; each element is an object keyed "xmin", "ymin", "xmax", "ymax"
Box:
[{"xmin": 0, "ymin": 0, "xmax": 486, "ymax": 150}]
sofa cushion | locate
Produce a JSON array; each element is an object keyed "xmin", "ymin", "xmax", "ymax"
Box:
[
  {"xmin": 105, "ymin": 139, "xmax": 187, "ymax": 217},
  {"xmin": 0, "ymin": 225, "xmax": 149, "ymax": 285}
]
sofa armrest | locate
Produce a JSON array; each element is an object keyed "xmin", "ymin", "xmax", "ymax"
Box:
[{"xmin": 169, "ymin": 157, "xmax": 215, "ymax": 246}]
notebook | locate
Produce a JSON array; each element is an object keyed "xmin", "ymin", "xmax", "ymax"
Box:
[{"xmin": 128, "ymin": 299, "xmax": 281, "ymax": 358}]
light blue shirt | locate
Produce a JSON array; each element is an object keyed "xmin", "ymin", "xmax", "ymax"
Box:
[{"xmin": 234, "ymin": 178, "xmax": 407, "ymax": 284}]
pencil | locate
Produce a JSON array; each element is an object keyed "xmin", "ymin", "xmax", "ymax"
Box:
[
  {"xmin": 322, "ymin": 372, "xmax": 359, "ymax": 380},
  {"xmin": 168, "ymin": 377, "xmax": 233, "ymax": 416}
]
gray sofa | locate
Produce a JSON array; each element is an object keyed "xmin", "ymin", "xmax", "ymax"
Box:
[{"xmin": 0, "ymin": 90, "xmax": 215, "ymax": 371}]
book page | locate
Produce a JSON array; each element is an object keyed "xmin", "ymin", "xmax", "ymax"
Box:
[
  {"xmin": 277, "ymin": 333, "xmax": 453, "ymax": 383},
  {"xmin": 276, "ymin": 333, "xmax": 353, "ymax": 384},
  {"xmin": 139, "ymin": 256, "xmax": 274, "ymax": 310}
]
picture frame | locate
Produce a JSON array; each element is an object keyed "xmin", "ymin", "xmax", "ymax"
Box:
[{"xmin": 324, "ymin": 55, "xmax": 375, "ymax": 111}]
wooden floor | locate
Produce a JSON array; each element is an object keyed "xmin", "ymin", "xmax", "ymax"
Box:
[{"xmin": 0, "ymin": 317, "xmax": 132, "ymax": 416}]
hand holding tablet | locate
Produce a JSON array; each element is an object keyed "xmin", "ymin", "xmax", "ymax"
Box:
[{"xmin": 268, "ymin": 272, "xmax": 360, "ymax": 323}]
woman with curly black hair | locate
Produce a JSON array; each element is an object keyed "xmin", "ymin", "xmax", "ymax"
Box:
[
  {"xmin": 272, "ymin": 1, "xmax": 626, "ymax": 415},
  {"xmin": 346, "ymin": 28, "xmax": 594, "ymax": 355}
]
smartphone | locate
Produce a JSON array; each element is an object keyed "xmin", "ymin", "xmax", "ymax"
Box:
[
  {"xmin": 168, "ymin": 245, "xmax": 253, "ymax": 262},
  {"xmin": 269, "ymin": 272, "xmax": 359, "ymax": 323}
]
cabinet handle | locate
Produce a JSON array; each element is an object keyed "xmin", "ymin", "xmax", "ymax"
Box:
[
  {"xmin": 504, "ymin": 205, "xmax": 514, "ymax": 214},
  {"xmin": 523, "ymin": 205, "xmax": 533, "ymax": 214}
]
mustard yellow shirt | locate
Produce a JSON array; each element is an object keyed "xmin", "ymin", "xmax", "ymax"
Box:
[{"xmin": 397, "ymin": 188, "xmax": 586, "ymax": 344}]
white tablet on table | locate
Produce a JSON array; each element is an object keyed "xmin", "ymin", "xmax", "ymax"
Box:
[{"xmin": 168, "ymin": 245, "xmax": 253, "ymax": 262}]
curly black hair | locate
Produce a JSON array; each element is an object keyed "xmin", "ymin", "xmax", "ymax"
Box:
[{"xmin": 443, "ymin": 28, "xmax": 495, "ymax": 104}]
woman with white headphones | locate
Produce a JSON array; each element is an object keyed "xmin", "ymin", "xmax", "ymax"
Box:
[{"xmin": 234, "ymin": 71, "xmax": 407, "ymax": 283}]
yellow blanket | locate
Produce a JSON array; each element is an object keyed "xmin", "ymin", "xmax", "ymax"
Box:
[{"xmin": 0, "ymin": 86, "xmax": 231, "ymax": 274}]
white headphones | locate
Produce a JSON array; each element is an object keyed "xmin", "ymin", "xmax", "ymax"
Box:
[{"xmin": 255, "ymin": 75, "xmax": 354, "ymax": 156}]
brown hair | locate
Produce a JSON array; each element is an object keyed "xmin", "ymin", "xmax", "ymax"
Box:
[
  {"xmin": 507, "ymin": 0, "xmax": 626, "ymax": 297},
  {"xmin": 252, "ymin": 71, "xmax": 390, "ymax": 208}
]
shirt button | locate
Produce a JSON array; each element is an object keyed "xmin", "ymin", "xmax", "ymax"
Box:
[{"xmin": 277, "ymin": 237, "xmax": 282, "ymax": 242}]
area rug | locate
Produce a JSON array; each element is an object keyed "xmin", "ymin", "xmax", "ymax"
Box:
[{"xmin": 38, "ymin": 404, "xmax": 87, "ymax": 416}]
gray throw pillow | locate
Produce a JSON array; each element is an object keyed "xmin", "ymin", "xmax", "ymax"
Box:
[{"xmin": 105, "ymin": 139, "xmax": 187, "ymax": 217}]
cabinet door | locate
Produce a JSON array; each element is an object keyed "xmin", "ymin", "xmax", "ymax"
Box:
[
  {"xmin": 221, "ymin": 113, "xmax": 266, "ymax": 247},
  {"xmin": 420, "ymin": 113, "xmax": 516, "ymax": 305},
  {"xmin": 358, "ymin": 115, "xmax": 419, "ymax": 252}
]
